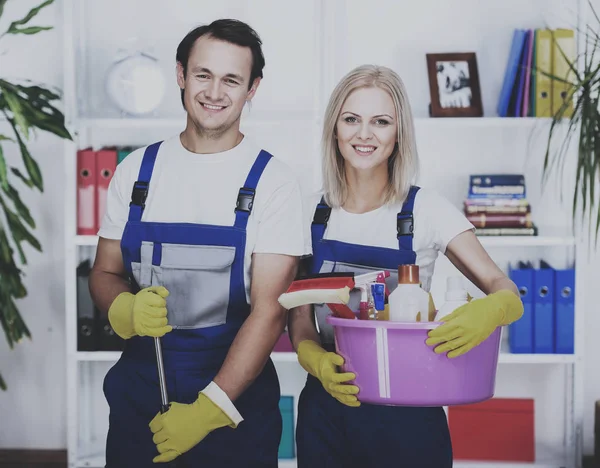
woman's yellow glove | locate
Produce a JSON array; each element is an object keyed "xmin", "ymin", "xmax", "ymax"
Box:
[
  {"xmin": 149, "ymin": 383, "xmax": 241, "ymax": 463},
  {"xmin": 297, "ymin": 340, "xmax": 360, "ymax": 407},
  {"xmin": 426, "ymin": 289, "xmax": 523, "ymax": 358}
]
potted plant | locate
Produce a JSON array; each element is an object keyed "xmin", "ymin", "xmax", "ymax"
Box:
[
  {"xmin": 0, "ymin": 0, "xmax": 71, "ymax": 389},
  {"xmin": 543, "ymin": 2, "xmax": 600, "ymax": 243}
]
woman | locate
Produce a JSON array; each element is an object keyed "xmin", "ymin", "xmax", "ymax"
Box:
[{"xmin": 288, "ymin": 65, "xmax": 524, "ymax": 467}]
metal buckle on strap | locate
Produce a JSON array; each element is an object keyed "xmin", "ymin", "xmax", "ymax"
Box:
[
  {"xmin": 130, "ymin": 181, "xmax": 149, "ymax": 209},
  {"xmin": 397, "ymin": 211, "xmax": 414, "ymax": 238},
  {"xmin": 313, "ymin": 205, "xmax": 331, "ymax": 225},
  {"xmin": 235, "ymin": 187, "xmax": 255, "ymax": 213}
]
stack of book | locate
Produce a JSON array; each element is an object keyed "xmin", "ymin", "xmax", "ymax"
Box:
[{"xmin": 465, "ymin": 174, "xmax": 537, "ymax": 236}]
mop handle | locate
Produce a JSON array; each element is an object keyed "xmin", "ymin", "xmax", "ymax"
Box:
[{"xmin": 154, "ymin": 336, "xmax": 170, "ymax": 413}]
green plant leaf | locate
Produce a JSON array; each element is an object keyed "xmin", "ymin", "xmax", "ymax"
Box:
[
  {"xmin": 10, "ymin": 168, "xmax": 34, "ymax": 188},
  {"xmin": 6, "ymin": 119, "xmax": 43, "ymax": 192},
  {"xmin": 0, "ymin": 0, "xmax": 8, "ymax": 20},
  {"xmin": 0, "ymin": 372, "xmax": 5, "ymax": 391},
  {"xmin": 3, "ymin": 184, "xmax": 35, "ymax": 228},
  {"xmin": 8, "ymin": 26, "xmax": 52, "ymax": 35},
  {"xmin": 0, "ymin": 145, "xmax": 8, "ymax": 191},
  {"xmin": 0, "ymin": 80, "xmax": 72, "ymax": 140},
  {"xmin": 2, "ymin": 86, "xmax": 30, "ymax": 140},
  {"xmin": 6, "ymin": 0, "xmax": 54, "ymax": 36}
]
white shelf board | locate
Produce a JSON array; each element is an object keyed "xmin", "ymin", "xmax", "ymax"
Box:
[
  {"xmin": 75, "ymin": 235, "xmax": 99, "ymax": 246},
  {"xmin": 477, "ymin": 234, "xmax": 575, "ymax": 248},
  {"xmin": 454, "ymin": 456, "xmax": 566, "ymax": 468},
  {"xmin": 76, "ymin": 350, "xmax": 299, "ymax": 363},
  {"xmin": 76, "ymin": 110, "xmax": 317, "ymax": 130},
  {"xmin": 77, "ymin": 454, "xmax": 297, "ymax": 468},
  {"xmin": 74, "ymin": 116, "xmax": 561, "ymax": 131},
  {"xmin": 413, "ymin": 116, "xmax": 558, "ymax": 129},
  {"xmin": 76, "ymin": 349, "xmax": 573, "ymax": 365},
  {"xmin": 75, "ymin": 234, "xmax": 576, "ymax": 248}
]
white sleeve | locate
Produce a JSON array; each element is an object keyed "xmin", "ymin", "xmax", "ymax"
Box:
[
  {"xmin": 253, "ymin": 176, "xmax": 309, "ymax": 256},
  {"xmin": 97, "ymin": 160, "xmax": 133, "ymax": 240},
  {"xmin": 415, "ymin": 189, "xmax": 475, "ymax": 254}
]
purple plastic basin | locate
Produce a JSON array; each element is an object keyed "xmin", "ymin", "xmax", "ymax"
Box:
[{"xmin": 326, "ymin": 316, "xmax": 502, "ymax": 407}]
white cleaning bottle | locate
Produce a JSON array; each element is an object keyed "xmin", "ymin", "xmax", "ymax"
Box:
[
  {"xmin": 388, "ymin": 264, "xmax": 430, "ymax": 322},
  {"xmin": 435, "ymin": 276, "xmax": 469, "ymax": 321}
]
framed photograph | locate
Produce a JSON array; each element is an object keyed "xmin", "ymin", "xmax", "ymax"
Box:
[{"xmin": 426, "ymin": 52, "xmax": 483, "ymax": 117}]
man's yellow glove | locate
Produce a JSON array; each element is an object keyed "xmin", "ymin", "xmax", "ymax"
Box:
[
  {"xmin": 297, "ymin": 340, "xmax": 360, "ymax": 407},
  {"xmin": 149, "ymin": 383, "xmax": 239, "ymax": 463},
  {"xmin": 108, "ymin": 286, "xmax": 172, "ymax": 339},
  {"xmin": 426, "ymin": 289, "xmax": 523, "ymax": 358}
]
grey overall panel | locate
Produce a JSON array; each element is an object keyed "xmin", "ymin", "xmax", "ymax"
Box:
[{"xmin": 133, "ymin": 241, "xmax": 236, "ymax": 329}]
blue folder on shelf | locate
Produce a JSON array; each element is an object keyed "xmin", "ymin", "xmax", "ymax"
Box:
[
  {"xmin": 508, "ymin": 262, "xmax": 534, "ymax": 353},
  {"xmin": 533, "ymin": 260, "xmax": 555, "ymax": 353},
  {"xmin": 554, "ymin": 267, "xmax": 575, "ymax": 354}
]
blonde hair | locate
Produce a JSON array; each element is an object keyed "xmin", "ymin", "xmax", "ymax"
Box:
[{"xmin": 321, "ymin": 64, "xmax": 419, "ymax": 207}]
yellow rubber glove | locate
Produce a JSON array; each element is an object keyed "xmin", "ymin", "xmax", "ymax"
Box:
[
  {"xmin": 426, "ymin": 289, "xmax": 523, "ymax": 358},
  {"xmin": 297, "ymin": 340, "xmax": 360, "ymax": 407},
  {"xmin": 108, "ymin": 286, "xmax": 172, "ymax": 339},
  {"xmin": 149, "ymin": 391, "xmax": 236, "ymax": 463}
]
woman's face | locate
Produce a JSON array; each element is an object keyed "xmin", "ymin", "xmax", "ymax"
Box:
[{"xmin": 335, "ymin": 86, "xmax": 397, "ymax": 172}]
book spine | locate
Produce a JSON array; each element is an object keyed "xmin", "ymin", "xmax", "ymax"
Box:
[{"xmin": 467, "ymin": 213, "xmax": 532, "ymax": 228}]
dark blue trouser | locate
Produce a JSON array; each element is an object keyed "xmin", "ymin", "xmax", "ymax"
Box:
[
  {"xmin": 103, "ymin": 339, "xmax": 282, "ymax": 468},
  {"xmin": 296, "ymin": 375, "xmax": 453, "ymax": 468}
]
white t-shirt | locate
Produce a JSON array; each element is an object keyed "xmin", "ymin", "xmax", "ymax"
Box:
[
  {"xmin": 98, "ymin": 134, "xmax": 309, "ymax": 302},
  {"xmin": 305, "ymin": 188, "xmax": 475, "ymax": 292}
]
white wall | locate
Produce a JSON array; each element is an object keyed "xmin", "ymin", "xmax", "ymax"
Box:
[{"xmin": 0, "ymin": 0, "xmax": 599, "ymax": 460}]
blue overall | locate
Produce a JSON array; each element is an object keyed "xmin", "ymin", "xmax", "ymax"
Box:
[
  {"xmin": 296, "ymin": 186, "xmax": 453, "ymax": 468},
  {"xmin": 103, "ymin": 141, "xmax": 282, "ymax": 468}
]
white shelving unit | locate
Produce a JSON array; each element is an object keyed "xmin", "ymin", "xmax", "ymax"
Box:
[{"xmin": 62, "ymin": 0, "xmax": 587, "ymax": 467}]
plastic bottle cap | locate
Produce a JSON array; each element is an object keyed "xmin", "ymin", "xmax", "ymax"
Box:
[
  {"xmin": 445, "ymin": 276, "xmax": 467, "ymax": 301},
  {"xmin": 398, "ymin": 264, "xmax": 419, "ymax": 285}
]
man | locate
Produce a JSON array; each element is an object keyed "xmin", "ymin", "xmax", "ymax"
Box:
[{"xmin": 89, "ymin": 19, "xmax": 306, "ymax": 467}]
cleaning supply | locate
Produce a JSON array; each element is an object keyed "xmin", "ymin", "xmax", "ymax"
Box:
[
  {"xmin": 358, "ymin": 287, "xmax": 370, "ymax": 320},
  {"xmin": 278, "ymin": 271, "xmax": 390, "ymax": 320},
  {"xmin": 435, "ymin": 276, "xmax": 469, "ymax": 321},
  {"xmin": 426, "ymin": 289, "xmax": 524, "ymax": 357},
  {"xmin": 370, "ymin": 283, "xmax": 385, "ymax": 320},
  {"xmin": 388, "ymin": 264, "xmax": 430, "ymax": 322},
  {"xmin": 277, "ymin": 273, "xmax": 354, "ymax": 312}
]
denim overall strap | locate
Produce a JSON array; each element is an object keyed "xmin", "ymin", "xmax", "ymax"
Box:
[
  {"xmin": 233, "ymin": 149, "xmax": 273, "ymax": 230},
  {"xmin": 311, "ymin": 196, "xmax": 331, "ymax": 243},
  {"xmin": 127, "ymin": 141, "xmax": 162, "ymax": 223},
  {"xmin": 311, "ymin": 185, "xmax": 421, "ymax": 251},
  {"xmin": 397, "ymin": 185, "xmax": 420, "ymax": 251}
]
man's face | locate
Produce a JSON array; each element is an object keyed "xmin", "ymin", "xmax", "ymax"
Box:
[{"xmin": 177, "ymin": 36, "xmax": 259, "ymax": 136}]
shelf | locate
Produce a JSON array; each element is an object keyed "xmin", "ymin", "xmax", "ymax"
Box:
[
  {"xmin": 75, "ymin": 110, "xmax": 317, "ymax": 130},
  {"xmin": 76, "ymin": 234, "xmax": 575, "ymax": 248},
  {"xmin": 76, "ymin": 454, "xmax": 297, "ymax": 468},
  {"xmin": 72, "ymin": 116, "xmax": 562, "ymax": 131},
  {"xmin": 454, "ymin": 460, "xmax": 566, "ymax": 468},
  {"xmin": 477, "ymin": 234, "xmax": 575, "ymax": 248},
  {"xmin": 76, "ymin": 349, "xmax": 573, "ymax": 365},
  {"xmin": 75, "ymin": 235, "xmax": 99, "ymax": 246},
  {"xmin": 76, "ymin": 351, "xmax": 299, "ymax": 363},
  {"xmin": 413, "ymin": 116, "xmax": 558, "ymax": 129}
]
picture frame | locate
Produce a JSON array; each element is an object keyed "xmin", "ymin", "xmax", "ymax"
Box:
[{"xmin": 426, "ymin": 52, "xmax": 483, "ymax": 117}]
